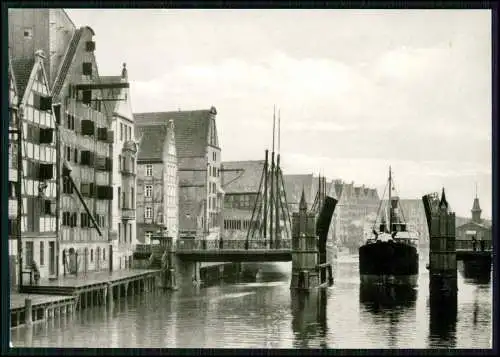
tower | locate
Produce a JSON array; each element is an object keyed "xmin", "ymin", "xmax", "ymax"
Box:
[{"xmin": 471, "ymin": 186, "xmax": 482, "ymax": 223}]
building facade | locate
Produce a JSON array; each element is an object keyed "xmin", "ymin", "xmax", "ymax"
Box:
[
  {"xmin": 456, "ymin": 196, "xmax": 492, "ymax": 243},
  {"xmin": 100, "ymin": 64, "xmax": 138, "ymax": 269},
  {"xmin": 51, "ymin": 26, "xmax": 114, "ymax": 275},
  {"xmin": 332, "ymin": 180, "xmax": 380, "ymax": 251},
  {"xmin": 8, "ymin": 51, "xmax": 58, "ymax": 285},
  {"xmin": 134, "ymin": 107, "xmax": 222, "ymax": 240},
  {"xmin": 221, "ymin": 160, "xmax": 265, "ymax": 240},
  {"xmin": 8, "ymin": 9, "xmax": 76, "ymax": 87},
  {"xmin": 135, "ymin": 121, "xmax": 178, "ymax": 244}
]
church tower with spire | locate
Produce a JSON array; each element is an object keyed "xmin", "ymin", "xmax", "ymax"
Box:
[{"xmin": 471, "ymin": 187, "xmax": 482, "ymax": 223}]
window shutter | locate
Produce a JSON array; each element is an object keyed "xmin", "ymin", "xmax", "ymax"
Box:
[
  {"xmin": 39, "ymin": 96, "xmax": 53, "ymax": 111},
  {"xmin": 38, "ymin": 163, "xmax": 54, "ymax": 180},
  {"xmin": 85, "ymin": 41, "xmax": 96, "ymax": 52},
  {"xmin": 82, "ymin": 62, "xmax": 93, "ymax": 76},
  {"xmin": 33, "ymin": 93, "xmax": 41, "ymax": 110},
  {"xmin": 82, "ymin": 90, "xmax": 92, "ymax": 105},
  {"xmin": 81, "ymin": 120, "xmax": 95, "ymax": 136},
  {"xmin": 39, "ymin": 128, "xmax": 54, "ymax": 144},
  {"xmin": 106, "ymin": 130, "xmax": 114, "ymax": 143}
]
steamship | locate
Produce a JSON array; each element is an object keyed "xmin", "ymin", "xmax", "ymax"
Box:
[{"xmin": 358, "ymin": 167, "xmax": 419, "ymax": 287}]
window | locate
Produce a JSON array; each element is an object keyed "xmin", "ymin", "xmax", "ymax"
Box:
[
  {"xmin": 66, "ymin": 146, "xmax": 71, "ymax": 161},
  {"xmin": 146, "ymin": 164, "xmax": 153, "ymax": 176},
  {"xmin": 145, "ymin": 207, "xmax": 152, "ymax": 219},
  {"xmin": 90, "ymin": 249, "xmax": 94, "ymax": 262},
  {"xmin": 103, "ymin": 248, "xmax": 106, "ymax": 260},
  {"xmin": 117, "ymin": 187, "xmax": 121, "ymax": 208},
  {"xmin": 40, "ymin": 242, "xmax": 45, "ymax": 266},
  {"xmin": 145, "ymin": 185, "xmax": 152, "ymax": 198},
  {"xmin": 131, "ymin": 187, "xmax": 135, "ymax": 208},
  {"xmin": 120, "ymin": 123, "xmax": 124, "ymax": 141},
  {"xmin": 23, "ymin": 27, "xmax": 33, "ymax": 39},
  {"xmin": 127, "ymin": 126, "xmax": 131, "ymax": 141},
  {"xmin": 25, "ymin": 241, "xmax": 34, "ymax": 267}
]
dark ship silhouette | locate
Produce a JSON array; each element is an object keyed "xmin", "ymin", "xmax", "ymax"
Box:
[{"xmin": 359, "ymin": 167, "xmax": 419, "ymax": 287}]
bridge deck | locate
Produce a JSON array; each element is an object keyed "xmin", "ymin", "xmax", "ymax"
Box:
[{"xmin": 176, "ymin": 249, "xmax": 292, "ymax": 262}]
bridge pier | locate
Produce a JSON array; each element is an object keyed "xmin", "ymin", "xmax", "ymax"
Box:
[
  {"xmin": 172, "ymin": 256, "xmax": 200, "ymax": 290},
  {"xmin": 423, "ymin": 189, "xmax": 458, "ymax": 303},
  {"xmin": 290, "ymin": 191, "xmax": 320, "ymax": 290}
]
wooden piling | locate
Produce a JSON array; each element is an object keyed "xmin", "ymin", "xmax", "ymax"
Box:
[{"xmin": 24, "ymin": 298, "xmax": 32, "ymax": 325}]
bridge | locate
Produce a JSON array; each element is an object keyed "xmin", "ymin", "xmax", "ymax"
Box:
[
  {"xmin": 136, "ymin": 239, "xmax": 294, "ymax": 263},
  {"xmin": 455, "ymin": 239, "xmax": 492, "ymax": 261}
]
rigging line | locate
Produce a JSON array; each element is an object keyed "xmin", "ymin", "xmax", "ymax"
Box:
[
  {"xmin": 277, "ymin": 169, "xmax": 291, "ymax": 239},
  {"xmin": 278, "ymin": 108, "xmax": 281, "ymax": 154},
  {"xmin": 393, "ymin": 184, "xmax": 408, "ymax": 226},
  {"xmin": 221, "ymin": 169, "xmax": 245, "ymax": 189},
  {"xmin": 246, "ymin": 165, "xmax": 265, "ymax": 242},
  {"xmin": 372, "ymin": 180, "xmax": 388, "ymax": 231},
  {"xmin": 279, "ymin": 169, "xmax": 292, "ymax": 233}
]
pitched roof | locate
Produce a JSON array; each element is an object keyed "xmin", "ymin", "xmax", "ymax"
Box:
[
  {"xmin": 52, "ymin": 27, "xmax": 83, "ymax": 97},
  {"xmin": 457, "ymin": 220, "xmax": 492, "ymax": 230},
  {"xmin": 11, "ymin": 58, "xmax": 35, "ymax": 100},
  {"xmin": 221, "ymin": 160, "xmax": 265, "ymax": 194},
  {"xmin": 136, "ymin": 124, "xmax": 169, "ymax": 161},
  {"xmin": 134, "ymin": 109, "xmax": 214, "ymax": 158}
]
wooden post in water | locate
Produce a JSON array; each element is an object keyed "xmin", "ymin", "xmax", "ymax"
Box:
[
  {"xmin": 24, "ymin": 298, "xmax": 32, "ymax": 325},
  {"xmin": 290, "ymin": 189, "xmax": 319, "ymax": 290},
  {"xmin": 423, "ymin": 189, "xmax": 457, "ymax": 301}
]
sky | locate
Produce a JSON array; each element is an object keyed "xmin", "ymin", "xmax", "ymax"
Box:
[{"xmin": 65, "ymin": 9, "xmax": 492, "ymax": 219}]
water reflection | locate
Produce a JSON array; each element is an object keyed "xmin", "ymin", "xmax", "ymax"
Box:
[
  {"xmin": 359, "ymin": 284, "xmax": 418, "ymax": 312},
  {"xmin": 11, "ymin": 257, "xmax": 492, "ymax": 349},
  {"xmin": 358, "ymin": 284, "xmax": 418, "ymax": 348},
  {"xmin": 290, "ymin": 289, "xmax": 328, "ymax": 348},
  {"xmin": 428, "ymin": 295, "xmax": 458, "ymax": 348}
]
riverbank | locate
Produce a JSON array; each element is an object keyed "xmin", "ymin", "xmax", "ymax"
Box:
[{"xmin": 10, "ymin": 269, "xmax": 160, "ymax": 329}]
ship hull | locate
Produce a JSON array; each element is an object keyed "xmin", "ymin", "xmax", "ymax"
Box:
[{"xmin": 359, "ymin": 241, "xmax": 419, "ymax": 287}]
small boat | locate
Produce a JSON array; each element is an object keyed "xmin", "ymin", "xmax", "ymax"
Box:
[{"xmin": 358, "ymin": 167, "xmax": 419, "ymax": 287}]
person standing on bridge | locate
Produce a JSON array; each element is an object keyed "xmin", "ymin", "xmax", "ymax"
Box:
[{"xmin": 472, "ymin": 236, "xmax": 477, "ymax": 251}]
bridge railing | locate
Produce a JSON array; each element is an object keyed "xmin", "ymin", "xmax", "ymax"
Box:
[
  {"xmin": 135, "ymin": 244, "xmax": 152, "ymax": 254},
  {"xmin": 175, "ymin": 239, "xmax": 292, "ymax": 252},
  {"xmin": 455, "ymin": 239, "xmax": 492, "ymax": 251}
]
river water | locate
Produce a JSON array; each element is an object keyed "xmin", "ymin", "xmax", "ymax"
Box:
[{"xmin": 12, "ymin": 253, "xmax": 492, "ymax": 349}]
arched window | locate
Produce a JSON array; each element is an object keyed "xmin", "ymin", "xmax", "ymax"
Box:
[
  {"xmin": 90, "ymin": 249, "xmax": 94, "ymax": 262},
  {"xmin": 103, "ymin": 248, "xmax": 106, "ymax": 260}
]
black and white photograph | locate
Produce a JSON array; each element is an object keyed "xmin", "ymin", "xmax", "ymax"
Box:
[{"xmin": 5, "ymin": 6, "xmax": 493, "ymax": 350}]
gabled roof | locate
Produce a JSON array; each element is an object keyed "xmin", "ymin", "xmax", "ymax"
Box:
[
  {"xmin": 134, "ymin": 109, "xmax": 215, "ymax": 158},
  {"xmin": 52, "ymin": 27, "xmax": 83, "ymax": 97},
  {"xmin": 136, "ymin": 124, "xmax": 169, "ymax": 162},
  {"xmin": 11, "ymin": 58, "xmax": 35, "ymax": 100},
  {"xmin": 221, "ymin": 160, "xmax": 265, "ymax": 194},
  {"xmin": 457, "ymin": 220, "xmax": 492, "ymax": 230}
]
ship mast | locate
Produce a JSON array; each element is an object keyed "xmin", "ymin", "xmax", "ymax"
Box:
[{"xmin": 388, "ymin": 166, "xmax": 392, "ymax": 233}]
